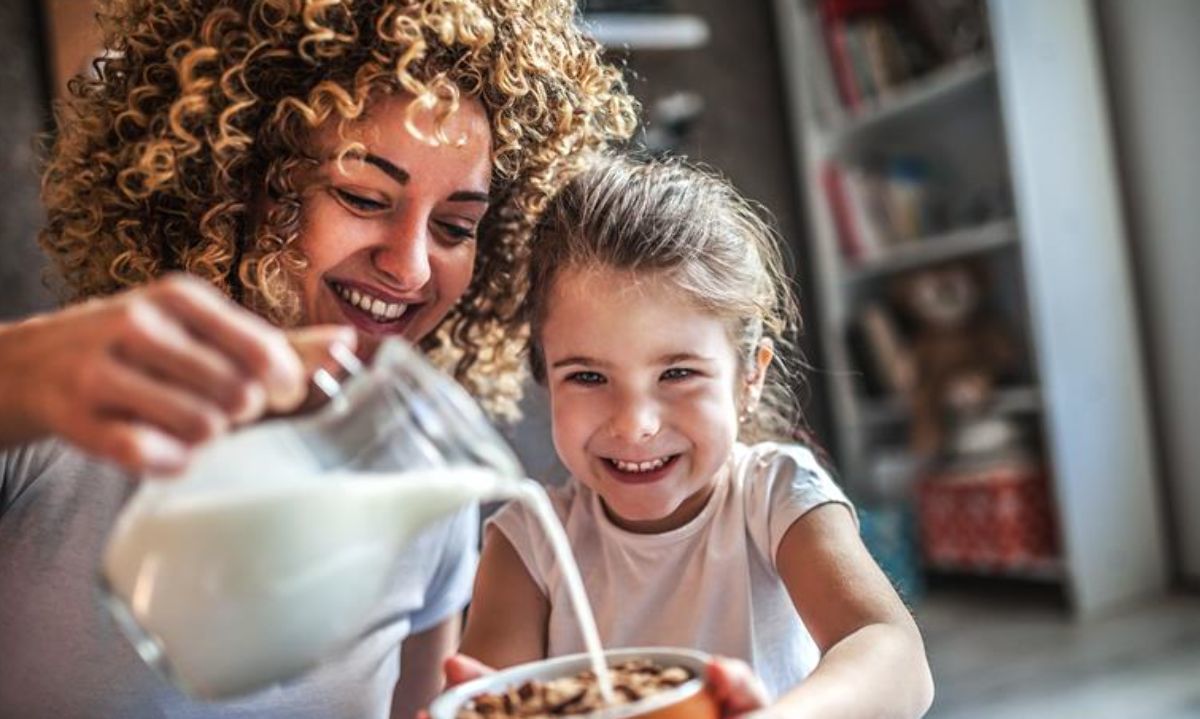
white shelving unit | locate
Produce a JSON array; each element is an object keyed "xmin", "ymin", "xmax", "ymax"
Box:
[
  {"xmin": 843, "ymin": 218, "xmax": 1018, "ymax": 285},
  {"xmin": 771, "ymin": 0, "xmax": 1168, "ymax": 617}
]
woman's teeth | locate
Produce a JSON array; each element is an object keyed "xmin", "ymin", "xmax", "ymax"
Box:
[
  {"xmin": 335, "ymin": 284, "xmax": 407, "ymax": 322},
  {"xmin": 612, "ymin": 456, "xmax": 670, "ymax": 473}
]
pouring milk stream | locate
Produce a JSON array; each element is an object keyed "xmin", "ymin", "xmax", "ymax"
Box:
[{"xmin": 99, "ymin": 339, "xmax": 616, "ymax": 702}]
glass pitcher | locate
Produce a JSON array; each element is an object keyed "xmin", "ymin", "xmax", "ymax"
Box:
[{"xmin": 98, "ymin": 338, "xmax": 525, "ymax": 700}]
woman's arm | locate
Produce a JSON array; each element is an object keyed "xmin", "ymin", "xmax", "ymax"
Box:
[
  {"xmin": 0, "ymin": 274, "xmax": 349, "ymax": 475},
  {"xmin": 392, "ymin": 616, "xmax": 463, "ymax": 719},
  {"xmin": 772, "ymin": 503, "xmax": 934, "ymax": 719},
  {"xmin": 458, "ymin": 525, "xmax": 550, "ymax": 669}
]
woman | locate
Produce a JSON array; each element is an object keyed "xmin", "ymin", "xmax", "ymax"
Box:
[{"xmin": 0, "ymin": 1, "xmax": 636, "ymax": 717}]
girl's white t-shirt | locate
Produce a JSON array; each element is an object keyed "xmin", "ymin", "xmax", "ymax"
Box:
[{"xmin": 488, "ymin": 441, "xmax": 854, "ymax": 700}]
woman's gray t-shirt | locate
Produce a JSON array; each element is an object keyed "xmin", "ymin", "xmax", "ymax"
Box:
[{"xmin": 0, "ymin": 439, "xmax": 477, "ymax": 719}]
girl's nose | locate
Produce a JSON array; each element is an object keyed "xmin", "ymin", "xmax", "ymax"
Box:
[
  {"xmin": 371, "ymin": 214, "xmax": 432, "ymax": 291},
  {"xmin": 609, "ymin": 395, "xmax": 661, "ymax": 443}
]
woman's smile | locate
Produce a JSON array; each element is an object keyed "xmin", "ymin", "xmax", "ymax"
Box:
[{"xmin": 325, "ymin": 278, "xmax": 426, "ymax": 336}]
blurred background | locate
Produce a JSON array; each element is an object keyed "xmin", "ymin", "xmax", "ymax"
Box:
[{"xmin": 3, "ymin": 0, "xmax": 1198, "ymax": 716}]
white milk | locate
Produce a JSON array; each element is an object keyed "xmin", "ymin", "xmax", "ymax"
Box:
[
  {"xmin": 102, "ymin": 470, "xmax": 616, "ymax": 703},
  {"xmin": 515, "ymin": 483, "xmax": 616, "ymax": 704}
]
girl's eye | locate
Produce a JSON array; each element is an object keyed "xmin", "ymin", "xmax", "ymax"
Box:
[
  {"xmin": 435, "ymin": 221, "xmax": 477, "ymax": 245},
  {"xmin": 661, "ymin": 367, "xmax": 696, "ymax": 382},
  {"xmin": 333, "ymin": 189, "xmax": 387, "ymax": 212},
  {"xmin": 565, "ymin": 371, "xmax": 605, "ymax": 386}
]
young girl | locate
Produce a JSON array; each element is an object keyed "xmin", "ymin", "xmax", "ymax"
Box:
[{"xmin": 457, "ymin": 156, "xmax": 933, "ymax": 718}]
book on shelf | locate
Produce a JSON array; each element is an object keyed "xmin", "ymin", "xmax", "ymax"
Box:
[
  {"xmin": 815, "ymin": 0, "xmax": 985, "ymax": 113},
  {"xmin": 821, "ymin": 162, "xmax": 864, "ymax": 262},
  {"xmin": 821, "ymin": 158, "xmax": 934, "ymax": 264},
  {"xmin": 858, "ymin": 301, "xmax": 916, "ymax": 397},
  {"xmin": 817, "ymin": 0, "xmax": 932, "ymax": 112}
]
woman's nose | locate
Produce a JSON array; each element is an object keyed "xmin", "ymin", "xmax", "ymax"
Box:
[
  {"xmin": 609, "ymin": 394, "xmax": 661, "ymax": 442},
  {"xmin": 371, "ymin": 214, "xmax": 432, "ymax": 290}
]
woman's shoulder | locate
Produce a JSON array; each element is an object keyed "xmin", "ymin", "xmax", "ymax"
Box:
[{"xmin": 2, "ymin": 439, "xmax": 116, "ymax": 514}]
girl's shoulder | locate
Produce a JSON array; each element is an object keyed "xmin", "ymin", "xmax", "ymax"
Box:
[
  {"xmin": 485, "ymin": 479, "xmax": 585, "ymax": 547},
  {"xmin": 735, "ymin": 441, "xmax": 856, "ymax": 565},
  {"xmin": 734, "ymin": 440, "xmax": 837, "ymax": 488}
]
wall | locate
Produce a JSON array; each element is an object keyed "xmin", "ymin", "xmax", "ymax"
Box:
[
  {"xmin": 1096, "ymin": 0, "xmax": 1200, "ymax": 584},
  {"xmin": 0, "ymin": 0, "xmax": 54, "ymax": 319}
]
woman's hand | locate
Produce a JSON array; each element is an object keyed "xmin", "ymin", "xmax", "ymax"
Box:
[
  {"xmin": 705, "ymin": 656, "xmax": 771, "ymax": 718},
  {"xmin": 0, "ymin": 274, "xmax": 353, "ymax": 475}
]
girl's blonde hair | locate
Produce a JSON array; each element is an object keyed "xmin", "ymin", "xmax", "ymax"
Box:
[
  {"xmin": 525, "ymin": 154, "xmax": 805, "ymax": 443},
  {"xmin": 38, "ymin": 0, "xmax": 638, "ymax": 418}
]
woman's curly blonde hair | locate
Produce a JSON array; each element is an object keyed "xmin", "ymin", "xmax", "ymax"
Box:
[{"xmin": 39, "ymin": 0, "xmax": 638, "ymax": 418}]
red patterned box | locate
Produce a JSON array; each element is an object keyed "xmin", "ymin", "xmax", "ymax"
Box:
[{"xmin": 916, "ymin": 461, "xmax": 1058, "ymax": 572}]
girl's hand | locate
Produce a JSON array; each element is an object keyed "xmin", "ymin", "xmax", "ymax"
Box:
[
  {"xmin": 413, "ymin": 655, "xmax": 496, "ymax": 719},
  {"xmin": 443, "ymin": 653, "xmax": 496, "ymax": 688},
  {"xmin": 705, "ymin": 656, "xmax": 771, "ymax": 718},
  {"xmin": 0, "ymin": 274, "xmax": 353, "ymax": 475}
]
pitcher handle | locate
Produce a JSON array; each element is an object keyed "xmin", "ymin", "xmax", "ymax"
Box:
[{"xmin": 311, "ymin": 342, "xmax": 365, "ymax": 406}]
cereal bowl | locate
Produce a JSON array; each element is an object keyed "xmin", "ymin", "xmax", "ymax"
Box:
[{"xmin": 429, "ymin": 648, "xmax": 718, "ymax": 719}]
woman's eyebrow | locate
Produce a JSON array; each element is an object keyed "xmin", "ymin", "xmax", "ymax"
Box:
[
  {"xmin": 358, "ymin": 153, "xmax": 410, "ymax": 186},
  {"xmin": 354, "ymin": 153, "xmax": 489, "ymax": 203},
  {"xmin": 448, "ymin": 190, "xmax": 490, "ymax": 204},
  {"xmin": 355, "ymin": 153, "xmax": 408, "ymax": 187}
]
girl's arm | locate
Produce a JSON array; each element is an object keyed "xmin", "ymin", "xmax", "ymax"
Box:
[
  {"xmin": 772, "ymin": 503, "xmax": 934, "ymax": 719},
  {"xmin": 391, "ymin": 615, "xmax": 462, "ymax": 719},
  {"xmin": 458, "ymin": 525, "xmax": 550, "ymax": 668}
]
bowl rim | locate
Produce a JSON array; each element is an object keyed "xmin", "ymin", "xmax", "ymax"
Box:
[{"xmin": 428, "ymin": 647, "xmax": 713, "ymax": 719}]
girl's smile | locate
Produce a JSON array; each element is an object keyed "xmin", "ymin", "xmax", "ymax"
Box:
[{"xmin": 600, "ymin": 453, "xmax": 682, "ymax": 485}]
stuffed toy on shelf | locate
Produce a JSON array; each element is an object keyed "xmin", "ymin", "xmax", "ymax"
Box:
[{"xmin": 888, "ymin": 259, "xmax": 1021, "ymax": 460}]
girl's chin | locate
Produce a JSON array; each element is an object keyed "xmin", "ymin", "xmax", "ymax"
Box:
[{"xmin": 599, "ymin": 494, "xmax": 684, "ymax": 528}]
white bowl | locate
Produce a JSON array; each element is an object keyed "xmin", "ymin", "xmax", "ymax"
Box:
[{"xmin": 429, "ymin": 647, "xmax": 718, "ymax": 719}]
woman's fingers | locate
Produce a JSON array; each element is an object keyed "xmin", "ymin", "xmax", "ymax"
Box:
[
  {"xmin": 91, "ymin": 356, "xmax": 232, "ymax": 445},
  {"xmin": 54, "ymin": 411, "xmax": 191, "ymax": 477},
  {"xmin": 150, "ymin": 275, "xmax": 307, "ymax": 412},
  {"xmin": 111, "ymin": 301, "xmax": 267, "ymax": 424},
  {"xmin": 288, "ymin": 325, "xmax": 358, "ymax": 377}
]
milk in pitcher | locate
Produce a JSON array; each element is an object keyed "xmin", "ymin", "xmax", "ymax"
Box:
[{"xmin": 102, "ymin": 467, "xmax": 517, "ymax": 698}]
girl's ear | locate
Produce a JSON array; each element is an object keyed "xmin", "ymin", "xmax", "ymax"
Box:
[{"xmin": 742, "ymin": 338, "xmax": 775, "ymax": 412}]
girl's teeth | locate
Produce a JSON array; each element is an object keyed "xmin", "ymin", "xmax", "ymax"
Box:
[
  {"xmin": 335, "ymin": 284, "xmax": 407, "ymax": 322},
  {"xmin": 614, "ymin": 457, "xmax": 668, "ymax": 473}
]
